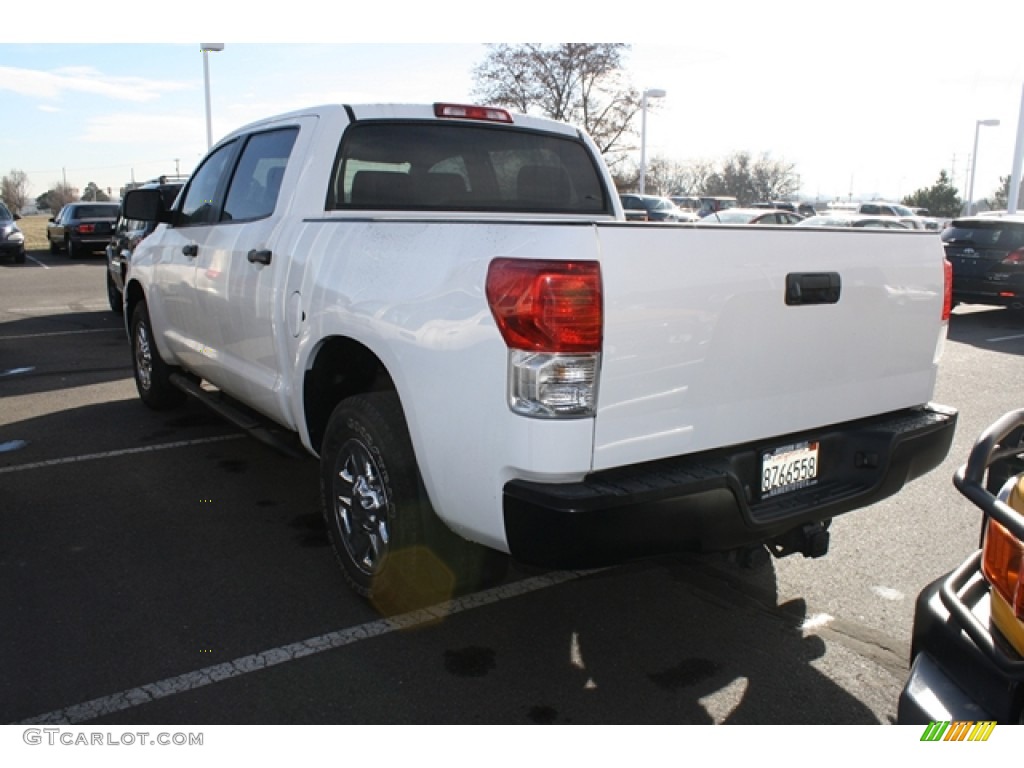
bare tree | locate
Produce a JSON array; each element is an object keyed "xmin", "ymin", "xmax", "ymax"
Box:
[
  {"xmin": 46, "ymin": 182, "xmax": 77, "ymax": 213},
  {"xmin": 679, "ymin": 151, "xmax": 799, "ymax": 203},
  {"xmin": 1, "ymin": 169, "xmax": 29, "ymax": 213},
  {"xmin": 472, "ymin": 44, "xmax": 641, "ymax": 159}
]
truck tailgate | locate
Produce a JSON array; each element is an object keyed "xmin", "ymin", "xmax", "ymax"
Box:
[{"xmin": 592, "ymin": 224, "xmax": 946, "ymax": 471}]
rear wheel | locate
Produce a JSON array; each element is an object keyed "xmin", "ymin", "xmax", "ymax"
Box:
[
  {"xmin": 321, "ymin": 392, "xmax": 507, "ymax": 615},
  {"xmin": 130, "ymin": 302, "xmax": 185, "ymax": 410},
  {"xmin": 66, "ymin": 237, "xmax": 78, "ymax": 259}
]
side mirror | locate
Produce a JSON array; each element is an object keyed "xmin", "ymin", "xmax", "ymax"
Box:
[
  {"xmin": 48, "ymin": 217, "xmax": 55, "ymax": 223},
  {"xmin": 123, "ymin": 188, "xmax": 171, "ymax": 224},
  {"xmin": 13, "ymin": 213, "xmax": 20, "ymax": 221}
]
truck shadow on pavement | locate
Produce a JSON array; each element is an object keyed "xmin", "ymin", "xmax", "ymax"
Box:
[{"xmin": 2, "ymin": 399, "xmax": 886, "ymax": 725}]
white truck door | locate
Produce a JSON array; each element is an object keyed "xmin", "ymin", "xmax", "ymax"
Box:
[
  {"xmin": 143, "ymin": 138, "xmax": 240, "ymax": 370},
  {"xmin": 189, "ymin": 121, "xmax": 309, "ymax": 424}
]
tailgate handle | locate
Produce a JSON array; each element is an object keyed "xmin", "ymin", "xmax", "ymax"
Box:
[{"xmin": 786, "ymin": 272, "xmax": 841, "ymax": 306}]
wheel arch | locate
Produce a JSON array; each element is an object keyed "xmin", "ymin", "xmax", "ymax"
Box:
[
  {"xmin": 123, "ymin": 279, "xmax": 146, "ymax": 332},
  {"xmin": 302, "ymin": 335, "xmax": 396, "ymax": 453}
]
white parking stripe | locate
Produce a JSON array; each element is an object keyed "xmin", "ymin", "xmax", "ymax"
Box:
[
  {"xmin": 0, "ymin": 435, "xmax": 246, "ymax": 474},
  {"xmin": 5, "ymin": 304, "xmax": 108, "ymax": 312},
  {"xmin": 987, "ymin": 333, "xmax": 1024, "ymax": 343},
  {"xmin": 24, "ymin": 255, "xmax": 50, "ymax": 269},
  {"xmin": 18, "ymin": 570, "xmax": 588, "ymax": 724},
  {"xmin": 0, "ymin": 328, "xmax": 115, "ymax": 340}
]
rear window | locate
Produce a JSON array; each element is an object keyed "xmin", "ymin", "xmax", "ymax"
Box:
[
  {"xmin": 74, "ymin": 204, "xmax": 120, "ymax": 218},
  {"xmin": 942, "ymin": 221, "xmax": 1024, "ymax": 249},
  {"xmin": 327, "ymin": 121, "xmax": 609, "ymax": 214}
]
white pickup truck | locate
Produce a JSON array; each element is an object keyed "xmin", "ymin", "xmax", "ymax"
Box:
[{"xmin": 122, "ymin": 102, "xmax": 957, "ymax": 613}]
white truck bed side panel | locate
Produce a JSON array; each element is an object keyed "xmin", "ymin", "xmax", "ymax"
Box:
[{"xmin": 294, "ymin": 218, "xmax": 603, "ymax": 550}]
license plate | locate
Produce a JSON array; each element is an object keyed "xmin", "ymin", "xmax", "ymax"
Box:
[{"xmin": 761, "ymin": 441, "xmax": 819, "ymax": 498}]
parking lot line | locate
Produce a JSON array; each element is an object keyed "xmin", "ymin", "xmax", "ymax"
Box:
[
  {"xmin": 24, "ymin": 255, "xmax": 50, "ymax": 270},
  {"xmin": 5, "ymin": 304, "xmax": 108, "ymax": 313},
  {"xmin": 987, "ymin": 333, "xmax": 1024, "ymax": 343},
  {"xmin": 0, "ymin": 435, "xmax": 246, "ymax": 474},
  {"xmin": 0, "ymin": 328, "xmax": 115, "ymax": 341},
  {"xmin": 17, "ymin": 569, "xmax": 587, "ymax": 725}
]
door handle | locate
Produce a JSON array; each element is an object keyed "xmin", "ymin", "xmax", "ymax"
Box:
[
  {"xmin": 247, "ymin": 249, "xmax": 272, "ymax": 265},
  {"xmin": 182, "ymin": 244, "xmax": 198, "ymax": 257},
  {"xmin": 786, "ymin": 272, "xmax": 841, "ymax": 306}
]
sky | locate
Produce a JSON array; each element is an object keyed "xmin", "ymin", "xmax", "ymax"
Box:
[{"xmin": 3, "ymin": 1, "xmax": 1024, "ymax": 208}]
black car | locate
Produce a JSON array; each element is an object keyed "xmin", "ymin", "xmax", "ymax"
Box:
[
  {"xmin": 105, "ymin": 178, "xmax": 185, "ymax": 313},
  {"xmin": 46, "ymin": 202, "xmax": 121, "ymax": 259},
  {"xmin": 898, "ymin": 410, "xmax": 1024, "ymax": 725},
  {"xmin": 942, "ymin": 214, "xmax": 1024, "ymax": 310},
  {"xmin": 0, "ymin": 201, "xmax": 26, "ymax": 263}
]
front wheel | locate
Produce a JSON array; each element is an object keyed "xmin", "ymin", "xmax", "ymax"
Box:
[
  {"xmin": 130, "ymin": 302, "xmax": 185, "ymax": 410},
  {"xmin": 320, "ymin": 392, "xmax": 507, "ymax": 615}
]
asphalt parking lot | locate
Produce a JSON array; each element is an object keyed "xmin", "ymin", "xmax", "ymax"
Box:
[{"xmin": 3, "ymin": 251, "xmax": 1024, "ymax": 727}]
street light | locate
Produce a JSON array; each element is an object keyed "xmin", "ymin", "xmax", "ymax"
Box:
[
  {"xmin": 966, "ymin": 118, "xmax": 1000, "ymax": 216},
  {"xmin": 200, "ymin": 43, "xmax": 225, "ymax": 149},
  {"xmin": 639, "ymin": 88, "xmax": 666, "ymax": 195}
]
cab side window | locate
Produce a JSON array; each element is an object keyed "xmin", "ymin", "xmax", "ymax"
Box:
[
  {"xmin": 177, "ymin": 140, "xmax": 237, "ymax": 227},
  {"xmin": 222, "ymin": 128, "xmax": 298, "ymax": 222}
]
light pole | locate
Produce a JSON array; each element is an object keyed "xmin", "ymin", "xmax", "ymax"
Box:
[
  {"xmin": 966, "ymin": 118, "xmax": 999, "ymax": 216},
  {"xmin": 639, "ymin": 88, "xmax": 666, "ymax": 195},
  {"xmin": 200, "ymin": 43, "xmax": 225, "ymax": 149}
]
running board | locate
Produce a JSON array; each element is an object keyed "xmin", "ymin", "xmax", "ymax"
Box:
[{"xmin": 169, "ymin": 373, "xmax": 308, "ymax": 460}]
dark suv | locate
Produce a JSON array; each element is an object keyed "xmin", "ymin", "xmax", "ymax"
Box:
[
  {"xmin": 0, "ymin": 201, "xmax": 26, "ymax": 263},
  {"xmin": 942, "ymin": 214, "xmax": 1024, "ymax": 310},
  {"xmin": 105, "ymin": 177, "xmax": 185, "ymax": 313},
  {"xmin": 47, "ymin": 202, "xmax": 121, "ymax": 258}
]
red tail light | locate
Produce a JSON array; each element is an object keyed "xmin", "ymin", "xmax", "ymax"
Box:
[
  {"xmin": 76, "ymin": 224, "xmax": 95, "ymax": 234},
  {"xmin": 486, "ymin": 259, "xmax": 602, "ymax": 353},
  {"xmin": 942, "ymin": 258, "xmax": 952, "ymax": 321}
]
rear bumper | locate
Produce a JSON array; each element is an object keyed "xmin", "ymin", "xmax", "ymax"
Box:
[
  {"xmin": 898, "ymin": 555, "xmax": 1024, "ymax": 724},
  {"xmin": 953, "ymin": 277, "xmax": 1024, "ymax": 307},
  {"xmin": 503, "ymin": 403, "xmax": 957, "ymax": 568},
  {"xmin": 70, "ymin": 235, "xmax": 113, "ymax": 251}
]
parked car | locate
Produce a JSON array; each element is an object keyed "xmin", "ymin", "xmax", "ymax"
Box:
[
  {"xmin": 669, "ymin": 195, "xmax": 701, "ymax": 217},
  {"xmin": 619, "ymin": 194, "xmax": 693, "ymax": 222},
  {"xmin": 698, "ymin": 196, "xmax": 738, "ymax": 217},
  {"xmin": 0, "ymin": 201, "xmax": 26, "ymax": 264},
  {"xmin": 47, "ymin": 202, "xmax": 121, "ymax": 258},
  {"xmin": 910, "ymin": 207, "xmax": 942, "ymax": 231},
  {"xmin": 796, "ymin": 213, "xmax": 910, "ymax": 229},
  {"xmin": 106, "ymin": 177, "xmax": 186, "ymax": 313},
  {"xmin": 856, "ymin": 202, "xmax": 928, "ymax": 230},
  {"xmin": 698, "ymin": 207, "xmax": 803, "ymax": 225},
  {"xmin": 898, "ymin": 409, "xmax": 1024, "ymax": 725},
  {"xmin": 751, "ymin": 200, "xmax": 796, "ymax": 212},
  {"xmin": 941, "ymin": 214, "xmax": 1024, "ymax": 310}
]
